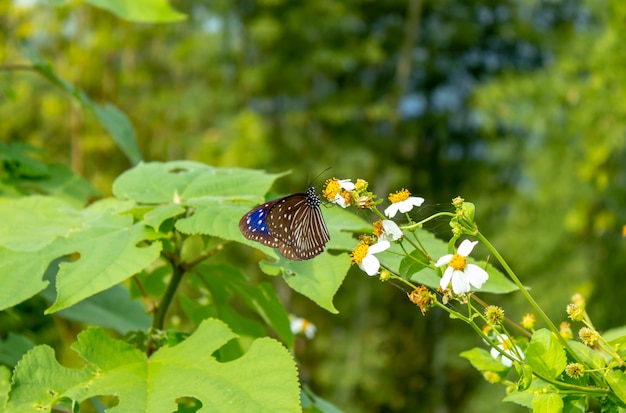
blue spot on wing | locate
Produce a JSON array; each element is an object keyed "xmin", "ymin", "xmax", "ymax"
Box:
[{"xmin": 246, "ymin": 206, "xmax": 270, "ymax": 235}]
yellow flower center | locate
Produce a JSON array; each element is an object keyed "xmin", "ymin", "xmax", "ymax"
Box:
[
  {"xmin": 388, "ymin": 188, "xmax": 411, "ymax": 203},
  {"xmin": 449, "ymin": 253, "xmax": 466, "ymax": 271},
  {"xmin": 521, "ymin": 313, "xmax": 536, "ymax": 330},
  {"xmin": 350, "ymin": 241, "xmax": 370, "ymax": 265},
  {"xmin": 355, "ymin": 178, "xmax": 368, "ymax": 191},
  {"xmin": 323, "ymin": 178, "xmax": 340, "ymax": 201},
  {"xmin": 373, "ymin": 220, "xmax": 383, "ymax": 237}
]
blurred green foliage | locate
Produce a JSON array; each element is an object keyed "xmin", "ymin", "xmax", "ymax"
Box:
[{"xmin": 2, "ymin": 0, "xmax": 625, "ymax": 411}]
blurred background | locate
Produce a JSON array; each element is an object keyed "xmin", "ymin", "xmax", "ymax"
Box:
[{"xmin": 2, "ymin": 0, "xmax": 626, "ymax": 411}]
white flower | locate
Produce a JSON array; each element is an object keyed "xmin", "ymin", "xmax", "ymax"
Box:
[
  {"xmin": 436, "ymin": 239, "xmax": 488, "ymax": 294},
  {"xmin": 351, "ymin": 240, "xmax": 391, "ymax": 276},
  {"xmin": 290, "ymin": 317, "xmax": 316, "ymax": 339},
  {"xmin": 490, "ymin": 336, "xmax": 524, "ymax": 367},
  {"xmin": 323, "ymin": 178, "xmax": 356, "ymax": 208},
  {"xmin": 332, "ymin": 193, "xmax": 349, "ymax": 208},
  {"xmin": 337, "ymin": 179, "xmax": 356, "ymax": 191},
  {"xmin": 379, "ymin": 220, "xmax": 403, "ymax": 242},
  {"xmin": 384, "ymin": 189, "xmax": 424, "ymax": 218}
]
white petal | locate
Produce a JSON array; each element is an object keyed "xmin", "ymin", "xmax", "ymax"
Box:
[
  {"xmin": 359, "ymin": 254, "xmax": 381, "ymax": 276},
  {"xmin": 435, "ymin": 254, "xmax": 453, "ymax": 267},
  {"xmin": 408, "ymin": 196, "xmax": 425, "ymax": 206},
  {"xmin": 338, "ymin": 179, "xmax": 356, "ymax": 190},
  {"xmin": 384, "ymin": 204, "xmax": 399, "ymax": 218},
  {"xmin": 490, "ymin": 347, "xmax": 499, "ymax": 359},
  {"xmin": 397, "ymin": 200, "xmax": 415, "ymax": 213},
  {"xmin": 439, "ymin": 267, "xmax": 453, "ymax": 289},
  {"xmin": 451, "ymin": 270, "xmax": 471, "ymax": 294},
  {"xmin": 303, "ymin": 324, "xmax": 317, "ymax": 339},
  {"xmin": 457, "ymin": 239, "xmax": 478, "ymax": 257},
  {"xmin": 465, "ymin": 264, "xmax": 489, "ymax": 289},
  {"xmin": 332, "ymin": 193, "xmax": 348, "ymax": 208},
  {"xmin": 381, "ymin": 220, "xmax": 403, "ymax": 241},
  {"xmin": 368, "ymin": 240, "xmax": 390, "ymax": 254},
  {"xmin": 290, "ymin": 318, "xmax": 305, "ymax": 334}
]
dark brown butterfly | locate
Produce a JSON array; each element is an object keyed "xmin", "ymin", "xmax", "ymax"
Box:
[{"xmin": 239, "ymin": 187, "xmax": 330, "ymax": 260}]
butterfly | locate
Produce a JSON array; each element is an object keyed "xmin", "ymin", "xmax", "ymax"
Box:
[{"xmin": 239, "ymin": 187, "xmax": 330, "ymax": 260}]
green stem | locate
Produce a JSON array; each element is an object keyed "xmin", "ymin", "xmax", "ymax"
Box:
[
  {"xmin": 388, "ymin": 274, "xmax": 419, "ymax": 291},
  {"xmin": 474, "ymin": 232, "xmax": 562, "ymax": 340},
  {"xmin": 403, "ymin": 212, "xmax": 454, "ymax": 231},
  {"xmin": 153, "ymin": 262, "xmax": 185, "ymax": 331}
]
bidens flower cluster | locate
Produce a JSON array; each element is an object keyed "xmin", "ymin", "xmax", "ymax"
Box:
[
  {"xmin": 316, "ymin": 178, "xmax": 623, "ymax": 410},
  {"xmin": 323, "ymin": 177, "xmax": 488, "ymax": 296}
]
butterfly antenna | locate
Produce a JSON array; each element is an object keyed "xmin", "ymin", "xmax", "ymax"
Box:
[{"xmin": 309, "ymin": 167, "xmax": 332, "ymax": 188}]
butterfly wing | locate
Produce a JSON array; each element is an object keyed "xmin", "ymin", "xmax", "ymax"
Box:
[
  {"xmin": 266, "ymin": 190, "xmax": 329, "ymax": 260},
  {"xmin": 239, "ymin": 188, "xmax": 329, "ymax": 261},
  {"xmin": 239, "ymin": 199, "xmax": 283, "ymax": 249}
]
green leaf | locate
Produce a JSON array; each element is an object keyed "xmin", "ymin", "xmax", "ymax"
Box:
[
  {"xmin": 525, "ymin": 329, "xmax": 567, "ymax": 379},
  {"xmin": 47, "ymin": 220, "xmax": 161, "ymax": 313},
  {"xmin": 113, "ymin": 161, "xmax": 286, "ymax": 204},
  {"xmin": 301, "ymin": 385, "xmax": 343, "ymax": 413},
  {"xmin": 566, "ymin": 340, "xmax": 606, "ymax": 370},
  {"xmin": 0, "ymin": 195, "xmax": 78, "ymax": 251},
  {"xmin": 189, "ymin": 264, "xmax": 293, "ymax": 347},
  {"xmin": 0, "ymin": 334, "xmax": 35, "ymax": 368},
  {"xmin": 0, "ymin": 196, "xmax": 160, "ymax": 312},
  {"xmin": 604, "ymin": 325, "xmax": 626, "ymax": 347},
  {"xmin": 561, "ymin": 397, "xmax": 587, "ymax": 413},
  {"xmin": 143, "ymin": 203, "xmax": 186, "ymax": 230},
  {"xmin": 532, "ymin": 392, "xmax": 563, "ymax": 413},
  {"xmin": 503, "ymin": 378, "xmax": 551, "ymax": 408},
  {"xmin": 42, "ymin": 284, "xmax": 151, "ymax": 335},
  {"xmin": 35, "ymin": 163, "xmax": 100, "ymax": 207},
  {"xmin": 0, "ymin": 196, "xmax": 80, "ymax": 311},
  {"xmin": 91, "ymin": 103, "xmax": 143, "ymax": 165},
  {"xmin": 5, "ymin": 319, "xmax": 300, "ymax": 412},
  {"xmin": 399, "ymin": 249, "xmax": 429, "ymax": 280},
  {"xmin": 260, "ymin": 253, "xmax": 351, "ymax": 313},
  {"xmin": 0, "ymin": 365, "xmax": 10, "ymax": 408},
  {"xmin": 606, "ymin": 370, "xmax": 626, "ymax": 405},
  {"xmin": 85, "ymin": 0, "xmax": 186, "ymax": 23},
  {"xmin": 459, "ymin": 347, "xmax": 509, "ymax": 373},
  {"xmin": 517, "ymin": 363, "xmax": 534, "ymax": 390}
]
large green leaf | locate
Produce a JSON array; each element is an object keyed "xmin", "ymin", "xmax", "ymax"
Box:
[
  {"xmin": 85, "ymin": 0, "xmax": 186, "ymax": 23},
  {"xmin": 0, "ymin": 196, "xmax": 160, "ymax": 313},
  {"xmin": 47, "ymin": 223, "xmax": 161, "ymax": 313},
  {"xmin": 4, "ymin": 319, "xmax": 300, "ymax": 412},
  {"xmin": 113, "ymin": 161, "xmax": 286, "ymax": 204},
  {"xmin": 260, "ymin": 253, "xmax": 351, "ymax": 313}
]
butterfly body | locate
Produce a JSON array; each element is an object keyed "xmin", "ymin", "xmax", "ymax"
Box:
[{"xmin": 239, "ymin": 187, "xmax": 330, "ymax": 260}]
